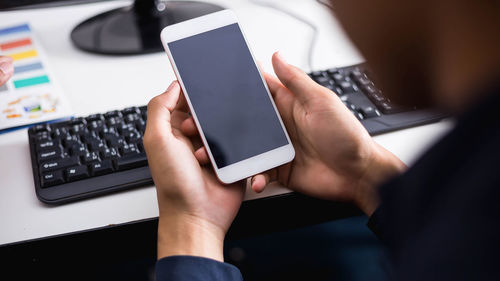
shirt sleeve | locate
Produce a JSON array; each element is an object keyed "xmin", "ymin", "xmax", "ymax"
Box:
[{"xmin": 155, "ymin": 255, "xmax": 243, "ymax": 281}]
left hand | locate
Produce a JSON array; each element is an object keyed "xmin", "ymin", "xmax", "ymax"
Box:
[{"xmin": 144, "ymin": 81, "xmax": 246, "ymax": 262}]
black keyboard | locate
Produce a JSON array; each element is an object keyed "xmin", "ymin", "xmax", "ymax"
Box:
[
  {"xmin": 28, "ymin": 63, "xmax": 446, "ymax": 204},
  {"xmin": 308, "ymin": 64, "xmax": 445, "ymax": 134}
]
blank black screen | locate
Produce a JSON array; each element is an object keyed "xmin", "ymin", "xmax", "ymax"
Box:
[{"xmin": 168, "ymin": 23, "xmax": 289, "ymax": 168}]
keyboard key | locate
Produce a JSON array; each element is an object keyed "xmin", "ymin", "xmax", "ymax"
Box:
[
  {"xmin": 104, "ymin": 110, "xmax": 122, "ymax": 118},
  {"xmin": 360, "ymin": 106, "xmax": 381, "ymax": 118},
  {"xmin": 106, "ymin": 116, "xmax": 124, "ymax": 127},
  {"xmin": 115, "ymin": 153, "xmax": 148, "ymax": 171},
  {"xmin": 310, "ymin": 70, "xmax": 323, "ymax": 78},
  {"xmin": 70, "ymin": 117, "xmax": 86, "ymax": 126},
  {"xmin": 69, "ymin": 144, "xmax": 87, "ymax": 156},
  {"xmin": 41, "ymin": 170, "xmax": 64, "ymax": 188},
  {"xmin": 87, "ymin": 139, "xmax": 106, "ymax": 151},
  {"xmin": 38, "ymin": 147, "xmax": 62, "ymax": 162},
  {"xmin": 71, "ymin": 124, "xmax": 86, "ymax": 134},
  {"xmin": 33, "ymin": 124, "xmax": 51, "ymax": 133},
  {"xmin": 65, "ymin": 165, "xmax": 89, "ymax": 182},
  {"xmin": 35, "ymin": 131, "xmax": 51, "ymax": 142},
  {"xmin": 89, "ymin": 160, "xmax": 114, "ymax": 176},
  {"xmin": 125, "ymin": 131, "xmax": 142, "ymax": 143},
  {"xmin": 86, "ymin": 114, "xmax": 104, "ymax": 122},
  {"xmin": 101, "ymin": 147, "xmax": 118, "ymax": 159},
  {"xmin": 88, "ymin": 120, "xmax": 105, "ymax": 131},
  {"xmin": 118, "ymin": 123, "xmax": 136, "ymax": 136},
  {"xmin": 125, "ymin": 113, "xmax": 141, "ymax": 123},
  {"xmin": 135, "ymin": 119, "xmax": 146, "ymax": 133},
  {"xmin": 326, "ymin": 68, "xmax": 339, "ymax": 74},
  {"xmin": 350, "ymin": 110, "xmax": 364, "ymax": 120},
  {"xmin": 40, "ymin": 156, "xmax": 79, "ymax": 173},
  {"xmin": 51, "ymin": 127, "xmax": 67, "ymax": 139},
  {"xmin": 105, "ymin": 134, "xmax": 125, "ymax": 148},
  {"xmin": 332, "ymin": 73, "xmax": 346, "ymax": 84},
  {"xmin": 62, "ymin": 134, "xmax": 80, "ymax": 148},
  {"xmin": 339, "ymin": 81, "xmax": 356, "ymax": 93},
  {"xmin": 120, "ymin": 143, "xmax": 139, "ymax": 156},
  {"xmin": 83, "ymin": 151, "xmax": 100, "ymax": 164},
  {"xmin": 122, "ymin": 106, "xmax": 140, "ymax": 115},
  {"xmin": 37, "ymin": 140, "xmax": 59, "ymax": 151}
]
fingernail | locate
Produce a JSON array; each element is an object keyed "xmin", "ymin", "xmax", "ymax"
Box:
[
  {"xmin": 166, "ymin": 80, "xmax": 177, "ymax": 91},
  {"xmin": 0, "ymin": 61, "xmax": 13, "ymax": 76}
]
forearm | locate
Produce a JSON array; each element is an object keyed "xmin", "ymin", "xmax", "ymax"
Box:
[
  {"xmin": 157, "ymin": 212, "xmax": 225, "ymax": 262},
  {"xmin": 355, "ymin": 142, "xmax": 407, "ymax": 216}
]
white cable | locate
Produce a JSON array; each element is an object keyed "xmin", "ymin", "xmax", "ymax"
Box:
[{"xmin": 248, "ymin": 0, "xmax": 319, "ymax": 71}]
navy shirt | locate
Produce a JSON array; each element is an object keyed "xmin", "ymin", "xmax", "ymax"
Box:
[{"xmin": 155, "ymin": 256, "xmax": 242, "ymax": 281}]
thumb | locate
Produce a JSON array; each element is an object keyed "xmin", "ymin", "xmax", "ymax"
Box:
[
  {"xmin": 271, "ymin": 52, "xmax": 321, "ymax": 106},
  {"xmin": 0, "ymin": 56, "xmax": 14, "ymax": 86},
  {"xmin": 145, "ymin": 81, "xmax": 181, "ymax": 140}
]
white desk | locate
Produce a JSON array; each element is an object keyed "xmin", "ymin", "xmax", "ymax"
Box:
[{"xmin": 0, "ymin": 0, "xmax": 451, "ymax": 246}]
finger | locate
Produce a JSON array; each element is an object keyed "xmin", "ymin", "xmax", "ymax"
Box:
[
  {"xmin": 250, "ymin": 173, "xmax": 271, "ymax": 193},
  {"xmin": 180, "ymin": 117, "xmax": 198, "ymax": 136},
  {"xmin": 271, "ymin": 52, "xmax": 321, "ymax": 106},
  {"xmin": 250, "ymin": 168, "xmax": 279, "ymax": 193},
  {"xmin": 0, "ymin": 56, "xmax": 14, "ymax": 86},
  {"xmin": 145, "ymin": 81, "xmax": 180, "ymax": 139},
  {"xmin": 194, "ymin": 146, "xmax": 210, "ymax": 165}
]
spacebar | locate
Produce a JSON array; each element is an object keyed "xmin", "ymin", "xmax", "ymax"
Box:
[{"xmin": 116, "ymin": 153, "xmax": 148, "ymax": 171}]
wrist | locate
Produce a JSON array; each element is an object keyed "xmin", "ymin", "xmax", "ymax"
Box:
[
  {"xmin": 157, "ymin": 212, "xmax": 225, "ymax": 262},
  {"xmin": 355, "ymin": 142, "xmax": 406, "ymax": 216}
]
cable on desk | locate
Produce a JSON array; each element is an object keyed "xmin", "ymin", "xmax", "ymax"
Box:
[
  {"xmin": 248, "ymin": 0, "xmax": 319, "ymax": 71},
  {"xmin": 316, "ymin": 0, "xmax": 333, "ymax": 9}
]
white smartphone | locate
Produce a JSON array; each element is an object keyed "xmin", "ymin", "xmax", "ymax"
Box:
[{"xmin": 160, "ymin": 10, "xmax": 295, "ymax": 184}]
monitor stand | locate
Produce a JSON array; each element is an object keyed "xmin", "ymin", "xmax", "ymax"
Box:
[{"xmin": 71, "ymin": 0, "xmax": 224, "ymax": 55}]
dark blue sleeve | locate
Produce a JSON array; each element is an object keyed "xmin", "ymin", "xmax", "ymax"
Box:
[{"xmin": 155, "ymin": 255, "xmax": 243, "ymax": 281}]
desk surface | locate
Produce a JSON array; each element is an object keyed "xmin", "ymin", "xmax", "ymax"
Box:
[{"xmin": 0, "ymin": 0, "xmax": 451, "ymax": 246}]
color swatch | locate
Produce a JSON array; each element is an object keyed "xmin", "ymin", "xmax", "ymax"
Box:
[
  {"xmin": 13, "ymin": 75, "xmax": 50, "ymax": 88},
  {"xmin": 0, "ymin": 38, "xmax": 32, "ymax": 51},
  {"xmin": 14, "ymin": 62, "xmax": 43, "ymax": 74},
  {"xmin": 0, "ymin": 24, "xmax": 30, "ymax": 36},
  {"xmin": 10, "ymin": 49, "xmax": 38, "ymax": 61}
]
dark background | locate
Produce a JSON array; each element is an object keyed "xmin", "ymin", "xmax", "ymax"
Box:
[{"xmin": 0, "ymin": 193, "xmax": 390, "ymax": 280}]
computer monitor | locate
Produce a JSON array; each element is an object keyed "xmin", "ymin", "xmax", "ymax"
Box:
[{"xmin": 0, "ymin": 0, "xmax": 224, "ymax": 55}]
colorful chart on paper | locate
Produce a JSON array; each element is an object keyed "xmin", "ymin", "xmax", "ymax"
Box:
[{"xmin": 0, "ymin": 23, "xmax": 71, "ymax": 131}]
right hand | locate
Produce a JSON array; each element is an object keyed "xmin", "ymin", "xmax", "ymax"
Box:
[
  {"xmin": 251, "ymin": 52, "xmax": 406, "ymax": 215},
  {"xmin": 182, "ymin": 52, "xmax": 406, "ymax": 215},
  {"xmin": 0, "ymin": 56, "xmax": 14, "ymax": 86}
]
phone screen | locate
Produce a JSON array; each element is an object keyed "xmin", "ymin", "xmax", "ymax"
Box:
[{"xmin": 168, "ymin": 23, "xmax": 289, "ymax": 168}]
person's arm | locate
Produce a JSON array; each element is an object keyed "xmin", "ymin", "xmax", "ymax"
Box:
[{"xmin": 144, "ymin": 81, "xmax": 246, "ymax": 280}]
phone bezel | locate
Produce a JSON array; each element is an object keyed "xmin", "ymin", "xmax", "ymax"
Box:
[{"xmin": 160, "ymin": 10, "xmax": 295, "ymax": 184}]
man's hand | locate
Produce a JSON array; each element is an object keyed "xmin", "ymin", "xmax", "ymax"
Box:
[
  {"xmin": 0, "ymin": 56, "xmax": 13, "ymax": 86},
  {"xmin": 144, "ymin": 81, "xmax": 245, "ymax": 262},
  {"xmin": 253, "ymin": 53, "xmax": 406, "ymax": 215},
  {"xmin": 181, "ymin": 53, "xmax": 406, "ymax": 215}
]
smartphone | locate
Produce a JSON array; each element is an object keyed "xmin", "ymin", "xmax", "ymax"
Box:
[{"xmin": 160, "ymin": 10, "xmax": 295, "ymax": 184}]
